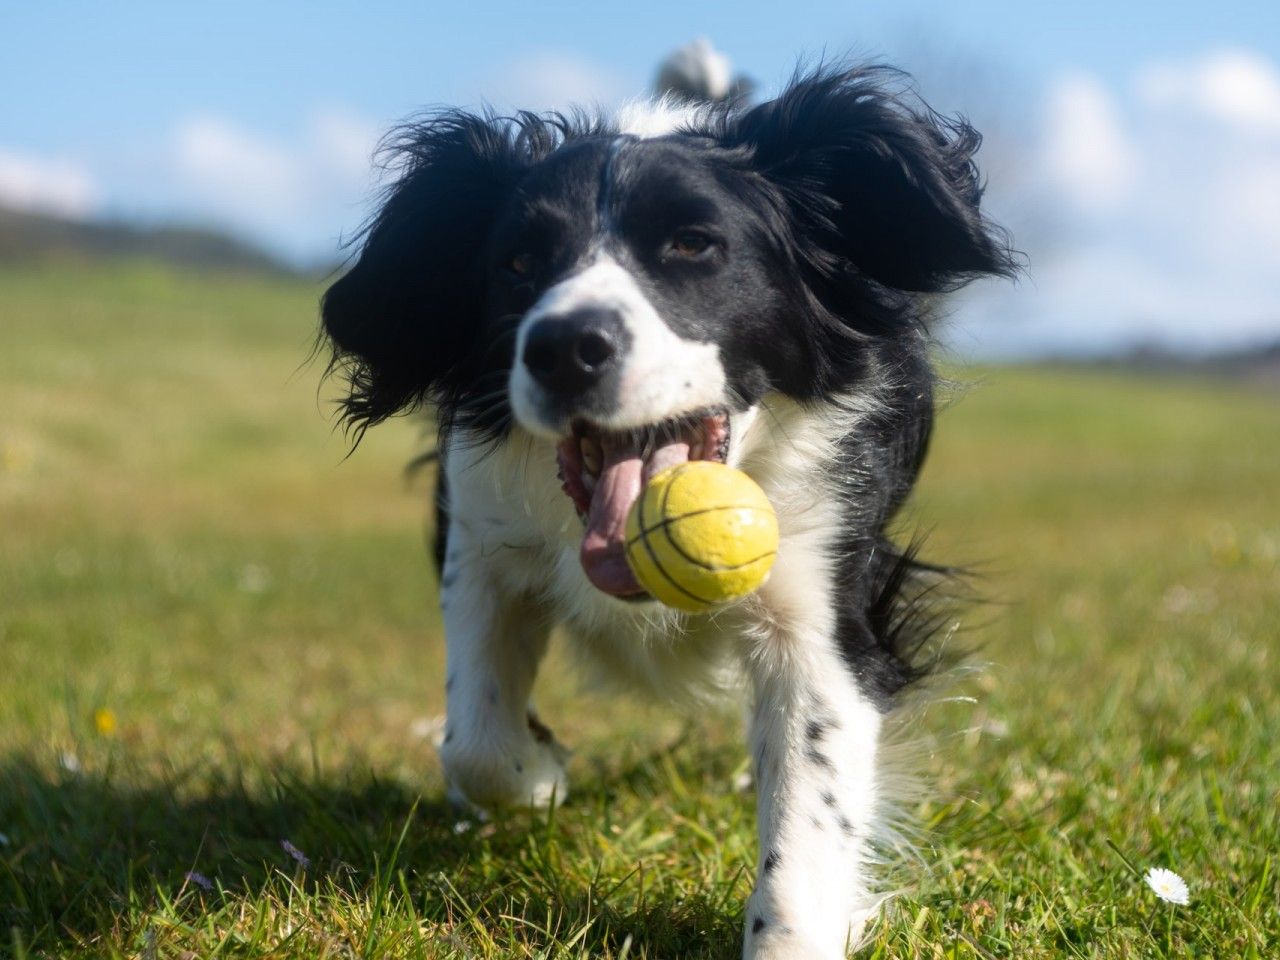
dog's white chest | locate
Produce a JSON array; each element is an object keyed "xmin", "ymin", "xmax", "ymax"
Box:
[{"xmin": 443, "ymin": 431, "xmax": 742, "ymax": 699}]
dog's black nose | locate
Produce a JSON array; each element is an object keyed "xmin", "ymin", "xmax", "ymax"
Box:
[{"xmin": 522, "ymin": 308, "xmax": 623, "ymax": 395}]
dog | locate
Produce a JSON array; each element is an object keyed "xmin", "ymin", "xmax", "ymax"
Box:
[{"xmin": 320, "ymin": 63, "xmax": 1014, "ymax": 959}]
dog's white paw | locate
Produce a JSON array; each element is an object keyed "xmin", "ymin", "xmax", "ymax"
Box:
[
  {"xmin": 440, "ymin": 733, "xmax": 569, "ymax": 810},
  {"xmin": 744, "ymin": 928, "xmax": 840, "ymax": 960}
]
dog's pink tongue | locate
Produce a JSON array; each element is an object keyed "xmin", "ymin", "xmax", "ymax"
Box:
[{"xmin": 580, "ymin": 432, "xmax": 690, "ymax": 597}]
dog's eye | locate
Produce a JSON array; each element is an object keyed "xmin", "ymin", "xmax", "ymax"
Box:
[
  {"xmin": 669, "ymin": 230, "xmax": 714, "ymax": 258},
  {"xmin": 508, "ymin": 252, "xmax": 538, "ymax": 277}
]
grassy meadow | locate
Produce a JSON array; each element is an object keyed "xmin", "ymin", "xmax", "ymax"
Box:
[{"xmin": 1, "ymin": 260, "xmax": 1277, "ymax": 958}]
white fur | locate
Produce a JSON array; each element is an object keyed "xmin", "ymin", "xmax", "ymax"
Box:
[
  {"xmin": 437, "ymin": 518, "xmax": 568, "ymax": 808},
  {"xmin": 439, "ymin": 390, "xmax": 892, "ymax": 958},
  {"xmin": 509, "ymin": 255, "xmax": 728, "ymax": 436},
  {"xmin": 742, "ymin": 495, "xmax": 884, "ymax": 957},
  {"xmin": 614, "ymin": 96, "xmax": 710, "ymax": 139}
]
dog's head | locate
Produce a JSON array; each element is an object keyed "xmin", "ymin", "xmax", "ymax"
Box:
[{"xmin": 322, "ymin": 66, "xmax": 1015, "ymax": 597}]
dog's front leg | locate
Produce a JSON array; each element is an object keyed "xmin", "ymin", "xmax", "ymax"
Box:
[
  {"xmin": 437, "ymin": 525, "xmax": 568, "ymax": 810},
  {"xmin": 743, "ymin": 582, "xmax": 884, "ymax": 958}
]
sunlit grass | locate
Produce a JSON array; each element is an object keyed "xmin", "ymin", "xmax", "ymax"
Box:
[{"xmin": 1, "ymin": 261, "xmax": 1277, "ymax": 957}]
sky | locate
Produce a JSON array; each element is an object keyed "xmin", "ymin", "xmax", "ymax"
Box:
[{"xmin": 3, "ymin": 1, "xmax": 1280, "ymax": 355}]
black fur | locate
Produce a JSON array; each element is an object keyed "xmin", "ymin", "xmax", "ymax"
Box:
[{"xmin": 323, "ymin": 111, "xmax": 590, "ymax": 439}]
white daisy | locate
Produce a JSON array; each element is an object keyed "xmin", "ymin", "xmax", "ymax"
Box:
[{"xmin": 1145, "ymin": 867, "xmax": 1190, "ymax": 905}]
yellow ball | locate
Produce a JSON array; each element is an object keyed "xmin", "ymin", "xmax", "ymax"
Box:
[{"xmin": 624, "ymin": 461, "xmax": 779, "ymax": 613}]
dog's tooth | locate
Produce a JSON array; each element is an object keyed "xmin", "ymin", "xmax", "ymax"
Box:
[
  {"xmin": 582, "ymin": 470, "xmax": 597, "ymax": 495},
  {"xmin": 581, "ymin": 436, "xmax": 602, "ymax": 475}
]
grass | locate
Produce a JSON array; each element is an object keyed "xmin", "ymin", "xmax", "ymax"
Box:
[{"xmin": 1, "ymin": 259, "xmax": 1277, "ymax": 958}]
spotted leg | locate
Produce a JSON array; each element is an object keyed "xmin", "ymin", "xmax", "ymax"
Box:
[
  {"xmin": 436, "ymin": 524, "xmax": 568, "ymax": 810},
  {"xmin": 743, "ymin": 573, "xmax": 885, "ymax": 958}
]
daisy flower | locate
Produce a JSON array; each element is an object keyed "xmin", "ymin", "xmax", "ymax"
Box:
[{"xmin": 1145, "ymin": 867, "xmax": 1189, "ymax": 905}]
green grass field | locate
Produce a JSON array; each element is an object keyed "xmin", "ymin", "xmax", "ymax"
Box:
[{"xmin": 2, "ymin": 261, "xmax": 1277, "ymax": 958}]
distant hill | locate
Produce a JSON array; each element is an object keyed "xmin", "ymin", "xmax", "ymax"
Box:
[
  {"xmin": 1082, "ymin": 340, "xmax": 1280, "ymax": 388},
  {"xmin": 0, "ymin": 205, "xmax": 302, "ymax": 276}
]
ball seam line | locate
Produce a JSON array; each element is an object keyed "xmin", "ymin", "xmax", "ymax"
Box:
[
  {"xmin": 649, "ymin": 463, "xmax": 775, "ymax": 573},
  {"xmin": 634, "ymin": 471, "xmax": 717, "ymax": 609},
  {"xmin": 652, "ymin": 533, "xmax": 777, "ymax": 573},
  {"xmin": 621, "ymin": 505, "xmax": 776, "ymax": 550}
]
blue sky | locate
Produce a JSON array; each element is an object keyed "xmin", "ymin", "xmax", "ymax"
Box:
[{"xmin": 4, "ymin": 1, "xmax": 1280, "ymax": 353}]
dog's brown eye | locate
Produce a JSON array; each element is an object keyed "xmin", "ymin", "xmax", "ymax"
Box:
[
  {"xmin": 509, "ymin": 252, "xmax": 537, "ymax": 277},
  {"xmin": 670, "ymin": 230, "xmax": 713, "ymax": 258}
]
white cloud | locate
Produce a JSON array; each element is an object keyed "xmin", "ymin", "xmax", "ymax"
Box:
[
  {"xmin": 483, "ymin": 53, "xmax": 629, "ymax": 112},
  {"xmin": 309, "ymin": 108, "xmax": 381, "ymax": 181},
  {"xmin": 1138, "ymin": 49, "xmax": 1280, "ymax": 135},
  {"xmin": 1040, "ymin": 72, "xmax": 1138, "ymax": 214},
  {"xmin": 1211, "ymin": 159, "xmax": 1280, "ymax": 264},
  {"xmin": 959, "ymin": 50, "xmax": 1280, "ymax": 356},
  {"xmin": 0, "ymin": 150, "xmax": 98, "ymax": 217},
  {"xmin": 160, "ymin": 107, "xmax": 382, "ymax": 259},
  {"xmin": 174, "ymin": 116, "xmax": 304, "ymax": 215}
]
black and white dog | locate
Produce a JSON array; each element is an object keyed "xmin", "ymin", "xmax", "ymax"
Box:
[{"xmin": 321, "ymin": 65, "xmax": 1014, "ymax": 959}]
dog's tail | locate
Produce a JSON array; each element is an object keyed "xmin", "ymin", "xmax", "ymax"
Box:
[{"xmin": 652, "ymin": 38, "xmax": 754, "ymax": 104}]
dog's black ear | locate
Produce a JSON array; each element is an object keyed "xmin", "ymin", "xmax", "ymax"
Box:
[
  {"xmin": 321, "ymin": 111, "xmax": 533, "ymax": 432},
  {"xmin": 724, "ymin": 66, "xmax": 1017, "ymax": 295}
]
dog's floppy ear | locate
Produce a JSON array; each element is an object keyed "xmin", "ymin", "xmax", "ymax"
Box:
[
  {"xmin": 321, "ymin": 112, "xmax": 532, "ymax": 432},
  {"xmin": 724, "ymin": 66, "xmax": 1017, "ymax": 295}
]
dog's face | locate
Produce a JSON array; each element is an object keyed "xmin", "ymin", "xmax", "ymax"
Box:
[
  {"xmin": 499, "ymin": 136, "xmax": 784, "ymax": 440},
  {"xmin": 491, "ymin": 135, "xmax": 800, "ymax": 595},
  {"xmin": 322, "ymin": 68, "xmax": 1015, "ymax": 597}
]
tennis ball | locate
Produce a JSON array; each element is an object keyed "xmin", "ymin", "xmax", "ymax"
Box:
[{"xmin": 624, "ymin": 461, "xmax": 778, "ymax": 613}]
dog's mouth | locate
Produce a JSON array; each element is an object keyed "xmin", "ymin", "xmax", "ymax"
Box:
[{"xmin": 555, "ymin": 411, "xmax": 730, "ymax": 599}]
